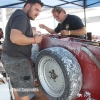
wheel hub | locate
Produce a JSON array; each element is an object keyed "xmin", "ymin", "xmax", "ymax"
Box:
[{"xmin": 49, "ymin": 70, "xmax": 58, "ymax": 82}]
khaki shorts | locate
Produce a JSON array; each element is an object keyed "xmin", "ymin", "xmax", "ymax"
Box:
[{"xmin": 1, "ymin": 54, "xmax": 34, "ymax": 96}]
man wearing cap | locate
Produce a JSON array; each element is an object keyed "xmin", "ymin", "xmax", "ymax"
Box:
[
  {"xmin": 39, "ymin": 6, "xmax": 87, "ymax": 39},
  {"xmin": 1, "ymin": 0, "xmax": 43, "ymax": 100}
]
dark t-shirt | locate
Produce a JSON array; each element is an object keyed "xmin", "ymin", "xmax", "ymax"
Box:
[
  {"xmin": 2, "ymin": 9, "xmax": 33, "ymax": 59},
  {"xmin": 54, "ymin": 14, "xmax": 85, "ymax": 38}
]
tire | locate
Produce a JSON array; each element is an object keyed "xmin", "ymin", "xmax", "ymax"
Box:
[{"xmin": 35, "ymin": 47, "xmax": 82, "ymax": 100}]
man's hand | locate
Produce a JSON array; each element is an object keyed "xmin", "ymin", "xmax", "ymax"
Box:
[
  {"xmin": 39, "ymin": 24, "xmax": 46, "ymax": 29},
  {"xmin": 39, "ymin": 24, "xmax": 57, "ymax": 34},
  {"xmin": 34, "ymin": 34, "xmax": 43, "ymax": 44},
  {"xmin": 60, "ymin": 30, "xmax": 70, "ymax": 36}
]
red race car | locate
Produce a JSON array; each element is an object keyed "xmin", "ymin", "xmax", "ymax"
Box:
[{"xmin": 33, "ymin": 34, "xmax": 100, "ymax": 100}]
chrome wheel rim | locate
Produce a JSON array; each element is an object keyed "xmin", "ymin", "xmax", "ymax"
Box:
[{"xmin": 38, "ymin": 56, "xmax": 65, "ymax": 97}]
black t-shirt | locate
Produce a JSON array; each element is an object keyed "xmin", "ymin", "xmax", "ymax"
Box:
[
  {"xmin": 2, "ymin": 9, "xmax": 33, "ymax": 59},
  {"xmin": 54, "ymin": 14, "xmax": 85, "ymax": 38}
]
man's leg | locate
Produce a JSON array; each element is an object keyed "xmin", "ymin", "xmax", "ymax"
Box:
[
  {"xmin": 13, "ymin": 89, "xmax": 19, "ymax": 100},
  {"xmin": 13, "ymin": 89, "xmax": 30, "ymax": 100},
  {"xmin": 19, "ymin": 95, "xmax": 30, "ymax": 100}
]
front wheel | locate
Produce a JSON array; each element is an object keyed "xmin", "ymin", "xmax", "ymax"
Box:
[{"xmin": 35, "ymin": 47, "xmax": 82, "ymax": 100}]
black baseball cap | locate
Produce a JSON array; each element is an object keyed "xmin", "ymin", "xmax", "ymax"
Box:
[{"xmin": 25, "ymin": 0, "xmax": 44, "ymax": 7}]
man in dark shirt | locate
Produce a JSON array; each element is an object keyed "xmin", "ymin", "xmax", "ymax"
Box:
[
  {"xmin": 1, "ymin": 0, "xmax": 43, "ymax": 100},
  {"xmin": 39, "ymin": 6, "xmax": 87, "ymax": 38}
]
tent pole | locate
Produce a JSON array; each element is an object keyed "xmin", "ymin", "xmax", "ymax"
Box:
[
  {"xmin": 84, "ymin": 8, "xmax": 87, "ymax": 39},
  {"xmin": 1, "ymin": 8, "xmax": 6, "ymax": 38},
  {"xmin": 84, "ymin": 8, "xmax": 86, "ymax": 27},
  {"xmin": 84, "ymin": 0, "xmax": 87, "ymax": 39}
]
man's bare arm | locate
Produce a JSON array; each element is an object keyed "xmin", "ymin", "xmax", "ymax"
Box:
[
  {"xmin": 70, "ymin": 27, "xmax": 87, "ymax": 35},
  {"xmin": 39, "ymin": 24, "xmax": 57, "ymax": 34},
  {"xmin": 60, "ymin": 27, "xmax": 87, "ymax": 36},
  {"xmin": 10, "ymin": 29, "xmax": 42, "ymax": 45}
]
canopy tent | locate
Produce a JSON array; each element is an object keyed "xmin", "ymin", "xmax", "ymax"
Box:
[
  {"xmin": 0, "ymin": 0, "xmax": 100, "ymax": 26},
  {"xmin": 0, "ymin": 0, "xmax": 100, "ymax": 8}
]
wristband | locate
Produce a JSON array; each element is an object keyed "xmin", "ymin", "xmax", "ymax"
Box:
[
  {"xmin": 34, "ymin": 37, "xmax": 36, "ymax": 43},
  {"xmin": 68, "ymin": 30, "xmax": 70, "ymax": 35}
]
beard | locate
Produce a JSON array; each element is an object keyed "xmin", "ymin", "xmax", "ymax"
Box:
[
  {"xmin": 27, "ymin": 9, "xmax": 35, "ymax": 20},
  {"xmin": 58, "ymin": 21, "xmax": 62, "ymax": 23},
  {"xmin": 57, "ymin": 20, "xmax": 62, "ymax": 23}
]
